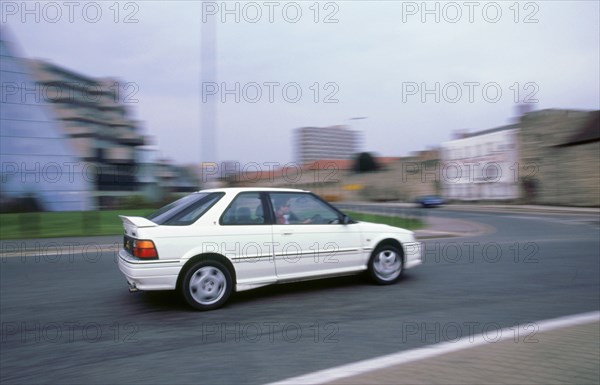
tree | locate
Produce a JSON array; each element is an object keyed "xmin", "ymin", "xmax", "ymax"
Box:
[{"xmin": 353, "ymin": 152, "xmax": 379, "ymax": 173}]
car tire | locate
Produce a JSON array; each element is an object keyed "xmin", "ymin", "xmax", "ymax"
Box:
[
  {"xmin": 367, "ymin": 245, "xmax": 404, "ymax": 285},
  {"xmin": 181, "ymin": 260, "xmax": 233, "ymax": 310}
]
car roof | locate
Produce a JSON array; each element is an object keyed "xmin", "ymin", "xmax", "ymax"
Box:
[{"xmin": 196, "ymin": 187, "xmax": 308, "ymax": 194}]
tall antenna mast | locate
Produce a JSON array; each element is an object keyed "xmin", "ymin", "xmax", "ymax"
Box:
[{"xmin": 201, "ymin": 1, "xmax": 217, "ymax": 165}]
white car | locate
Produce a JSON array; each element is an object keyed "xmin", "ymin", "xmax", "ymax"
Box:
[{"xmin": 118, "ymin": 188, "xmax": 422, "ymax": 310}]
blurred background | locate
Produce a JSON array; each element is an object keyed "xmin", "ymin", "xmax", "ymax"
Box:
[{"xmin": 1, "ymin": 1, "xmax": 598, "ymax": 218}]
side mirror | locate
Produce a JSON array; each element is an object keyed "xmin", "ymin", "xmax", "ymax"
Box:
[{"xmin": 342, "ymin": 215, "xmax": 351, "ymax": 225}]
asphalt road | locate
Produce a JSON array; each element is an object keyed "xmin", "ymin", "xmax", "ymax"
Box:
[{"xmin": 1, "ymin": 208, "xmax": 599, "ymax": 384}]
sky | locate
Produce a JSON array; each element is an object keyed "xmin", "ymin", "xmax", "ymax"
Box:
[{"xmin": 2, "ymin": 0, "xmax": 599, "ymax": 166}]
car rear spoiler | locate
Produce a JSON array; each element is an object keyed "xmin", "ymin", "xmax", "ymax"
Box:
[{"xmin": 119, "ymin": 215, "xmax": 158, "ymax": 228}]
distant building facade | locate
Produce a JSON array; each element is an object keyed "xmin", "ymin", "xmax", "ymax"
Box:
[
  {"xmin": 441, "ymin": 126, "xmax": 519, "ymax": 201},
  {"xmin": 295, "ymin": 126, "xmax": 361, "ymax": 164},
  {"xmin": 27, "ymin": 59, "xmax": 147, "ymax": 207},
  {"xmin": 440, "ymin": 109, "xmax": 599, "ymax": 206}
]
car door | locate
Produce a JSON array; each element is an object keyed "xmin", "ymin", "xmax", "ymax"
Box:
[
  {"xmin": 269, "ymin": 192, "xmax": 363, "ymax": 279},
  {"xmin": 219, "ymin": 192, "xmax": 277, "ymax": 285}
]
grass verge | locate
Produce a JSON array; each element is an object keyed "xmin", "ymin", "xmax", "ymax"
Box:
[
  {"xmin": 0, "ymin": 209, "xmax": 423, "ymax": 240},
  {"xmin": 345, "ymin": 211, "xmax": 424, "ymax": 231},
  {"xmin": 0, "ymin": 209, "xmax": 154, "ymax": 240}
]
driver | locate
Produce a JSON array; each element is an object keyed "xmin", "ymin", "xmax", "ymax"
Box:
[
  {"xmin": 274, "ymin": 197, "xmax": 312, "ymax": 224},
  {"xmin": 274, "ymin": 197, "xmax": 298, "ymax": 224}
]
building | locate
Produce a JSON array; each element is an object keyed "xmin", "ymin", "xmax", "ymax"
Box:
[
  {"xmin": 294, "ymin": 125, "xmax": 361, "ymax": 164},
  {"xmin": 519, "ymin": 109, "xmax": 599, "ymax": 206},
  {"xmin": 440, "ymin": 108, "xmax": 599, "ymax": 206},
  {"xmin": 28, "ymin": 59, "xmax": 147, "ymax": 207},
  {"xmin": 441, "ymin": 125, "xmax": 520, "ymax": 201},
  {"xmin": 0, "ymin": 33, "xmax": 92, "ymax": 211},
  {"xmin": 0, "ymin": 28, "xmax": 155, "ymax": 211}
]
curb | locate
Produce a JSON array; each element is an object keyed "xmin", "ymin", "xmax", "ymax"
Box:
[
  {"xmin": 0, "ymin": 235, "xmax": 122, "ymax": 258},
  {"xmin": 0, "ymin": 243, "xmax": 119, "ymax": 259},
  {"xmin": 436, "ymin": 205, "xmax": 599, "ymax": 215},
  {"xmin": 339, "ymin": 201, "xmax": 600, "ymax": 215}
]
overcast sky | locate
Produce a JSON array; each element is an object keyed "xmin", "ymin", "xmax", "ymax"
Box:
[{"xmin": 2, "ymin": 1, "xmax": 599, "ymax": 166}]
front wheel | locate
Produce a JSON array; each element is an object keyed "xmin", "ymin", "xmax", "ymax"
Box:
[
  {"xmin": 367, "ymin": 245, "xmax": 404, "ymax": 284},
  {"xmin": 181, "ymin": 260, "xmax": 233, "ymax": 310}
]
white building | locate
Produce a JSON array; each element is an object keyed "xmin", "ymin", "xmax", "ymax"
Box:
[
  {"xmin": 294, "ymin": 126, "xmax": 361, "ymax": 164},
  {"xmin": 441, "ymin": 125, "xmax": 519, "ymax": 201}
]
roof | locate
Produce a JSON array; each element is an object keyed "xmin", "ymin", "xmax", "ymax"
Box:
[
  {"xmin": 199, "ymin": 187, "xmax": 307, "ymax": 193},
  {"xmin": 464, "ymin": 124, "xmax": 519, "ymax": 138}
]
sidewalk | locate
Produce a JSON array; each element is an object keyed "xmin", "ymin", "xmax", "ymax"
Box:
[
  {"xmin": 327, "ymin": 320, "xmax": 600, "ymax": 385},
  {"xmin": 270, "ymin": 312, "xmax": 600, "ymax": 385}
]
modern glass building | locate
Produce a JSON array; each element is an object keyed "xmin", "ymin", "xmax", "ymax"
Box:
[{"xmin": 0, "ymin": 31, "xmax": 93, "ymax": 211}]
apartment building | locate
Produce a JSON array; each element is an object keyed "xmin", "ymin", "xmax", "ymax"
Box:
[{"xmin": 294, "ymin": 125, "xmax": 361, "ymax": 164}]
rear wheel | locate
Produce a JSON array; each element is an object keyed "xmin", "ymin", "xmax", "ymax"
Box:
[
  {"xmin": 181, "ymin": 260, "xmax": 232, "ymax": 310},
  {"xmin": 368, "ymin": 245, "xmax": 403, "ymax": 284}
]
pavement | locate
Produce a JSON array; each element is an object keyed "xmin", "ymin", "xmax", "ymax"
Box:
[
  {"xmin": 274, "ymin": 314, "xmax": 600, "ymax": 385},
  {"xmin": 333, "ymin": 321, "xmax": 600, "ymax": 385}
]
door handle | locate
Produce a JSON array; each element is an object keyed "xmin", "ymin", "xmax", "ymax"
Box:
[{"xmin": 281, "ymin": 231, "xmax": 294, "ymax": 236}]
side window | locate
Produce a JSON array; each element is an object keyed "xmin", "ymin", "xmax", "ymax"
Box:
[
  {"xmin": 148, "ymin": 192, "xmax": 224, "ymax": 226},
  {"xmin": 221, "ymin": 193, "xmax": 266, "ymax": 225},
  {"xmin": 271, "ymin": 193, "xmax": 341, "ymax": 225}
]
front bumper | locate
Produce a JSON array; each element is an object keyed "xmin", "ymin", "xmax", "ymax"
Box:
[
  {"xmin": 118, "ymin": 249, "xmax": 181, "ymax": 291},
  {"xmin": 404, "ymin": 241, "xmax": 422, "ymax": 269}
]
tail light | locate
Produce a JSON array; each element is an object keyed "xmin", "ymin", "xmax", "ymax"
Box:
[{"xmin": 132, "ymin": 240, "xmax": 158, "ymax": 259}]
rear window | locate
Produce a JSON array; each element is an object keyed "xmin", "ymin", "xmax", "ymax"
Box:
[{"xmin": 146, "ymin": 192, "xmax": 224, "ymax": 226}]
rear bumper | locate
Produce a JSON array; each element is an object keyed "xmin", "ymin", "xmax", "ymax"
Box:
[{"xmin": 118, "ymin": 249, "xmax": 180, "ymax": 291}]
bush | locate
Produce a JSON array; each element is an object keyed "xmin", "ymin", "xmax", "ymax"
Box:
[{"xmin": 0, "ymin": 195, "xmax": 43, "ymax": 213}]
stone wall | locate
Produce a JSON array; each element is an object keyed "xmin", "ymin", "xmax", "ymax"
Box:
[{"xmin": 519, "ymin": 109, "xmax": 599, "ymax": 206}]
